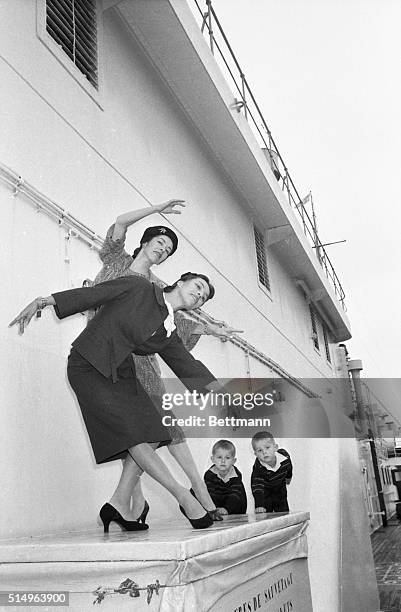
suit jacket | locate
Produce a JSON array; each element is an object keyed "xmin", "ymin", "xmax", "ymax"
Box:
[{"xmin": 52, "ymin": 275, "xmax": 216, "ymax": 389}]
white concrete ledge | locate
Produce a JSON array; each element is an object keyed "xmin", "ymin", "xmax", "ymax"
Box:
[
  {"xmin": 0, "ymin": 512, "xmax": 309, "ymax": 564},
  {"xmin": 0, "ymin": 512, "xmax": 312, "ymax": 611}
]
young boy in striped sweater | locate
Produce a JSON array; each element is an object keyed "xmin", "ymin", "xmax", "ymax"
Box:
[
  {"xmin": 251, "ymin": 431, "xmax": 292, "ymax": 513},
  {"xmin": 204, "ymin": 440, "xmax": 247, "ymax": 515}
]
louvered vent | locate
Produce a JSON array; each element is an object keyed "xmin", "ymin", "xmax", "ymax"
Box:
[
  {"xmin": 254, "ymin": 226, "xmax": 270, "ymax": 291},
  {"xmin": 309, "ymin": 304, "xmax": 320, "ymax": 350},
  {"xmin": 46, "ymin": 0, "xmax": 98, "ymax": 89},
  {"xmin": 322, "ymin": 323, "xmax": 331, "ymax": 363}
]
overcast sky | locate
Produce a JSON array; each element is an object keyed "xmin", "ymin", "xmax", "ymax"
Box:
[{"xmin": 195, "ymin": 0, "xmax": 401, "ymax": 385}]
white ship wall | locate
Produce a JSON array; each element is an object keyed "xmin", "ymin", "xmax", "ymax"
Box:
[{"xmin": 0, "ymin": 3, "xmax": 370, "ymax": 610}]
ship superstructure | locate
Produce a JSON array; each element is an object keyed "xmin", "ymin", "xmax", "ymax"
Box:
[{"xmin": 0, "ymin": 1, "xmax": 382, "ymax": 610}]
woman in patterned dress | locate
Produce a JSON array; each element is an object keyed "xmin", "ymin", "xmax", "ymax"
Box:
[{"xmin": 90, "ymin": 199, "xmax": 241, "ymax": 523}]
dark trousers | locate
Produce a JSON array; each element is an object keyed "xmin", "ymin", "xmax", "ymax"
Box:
[
  {"xmin": 264, "ymin": 487, "xmax": 289, "ymax": 512},
  {"xmin": 213, "ymin": 492, "xmax": 247, "ymax": 514}
]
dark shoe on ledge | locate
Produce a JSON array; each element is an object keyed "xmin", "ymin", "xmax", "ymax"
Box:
[
  {"xmin": 100, "ymin": 503, "xmax": 149, "ymax": 533},
  {"xmin": 136, "ymin": 500, "xmax": 150, "ymax": 524},
  {"xmin": 189, "ymin": 488, "xmax": 223, "ymax": 521},
  {"xmin": 207, "ymin": 509, "xmax": 224, "ymax": 522},
  {"xmin": 179, "ymin": 505, "xmax": 213, "ymax": 529}
]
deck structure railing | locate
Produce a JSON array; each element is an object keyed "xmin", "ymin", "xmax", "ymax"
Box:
[
  {"xmin": 1, "ymin": 161, "xmax": 318, "ymax": 398},
  {"xmin": 192, "ymin": 0, "xmax": 346, "ymax": 310}
]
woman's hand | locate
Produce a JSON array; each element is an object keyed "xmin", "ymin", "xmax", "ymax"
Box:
[
  {"xmin": 255, "ymin": 507, "xmax": 267, "ymax": 514},
  {"xmin": 204, "ymin": 320, "xmax": 244, "ymax": 341},
  {"xmin": 9, "ymin": 296, "xmax": 54, "ymax": 334},
  {"xmin": 156, "ymin": 199, "xmax": 186, "ymax": 215},
  {"xmin": 9, "ymin": 298, "xmax": 42, "ymax": 334},
  {"xmin": 113, "ymin": 199, "xmax": 186, "ymax": 239}
]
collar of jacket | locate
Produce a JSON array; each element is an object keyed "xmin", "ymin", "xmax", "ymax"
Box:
[{"xmin": 153, "ymin": 283, "xmax": 169, "ymax": 309}]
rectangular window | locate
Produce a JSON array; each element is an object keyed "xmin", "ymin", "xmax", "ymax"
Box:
[
  {"xmin": 254, "ymin": 226, "xmax": 270, "ymax": 291},
  {"xmin": 46, "ymin": 0, "xmax": 98, "ymax": 89},
  {"xmin": 322, "ymin": 323, "xmax": 331, "ymax": 363},
  {"xmin": 309, "ymin": 304, "xmax": 319, "ymax": 350}
]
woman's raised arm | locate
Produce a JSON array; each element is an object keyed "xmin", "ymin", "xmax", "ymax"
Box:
[{"xmin": 112, "ymin": 199, "xmax": 186, "ymax": 240}]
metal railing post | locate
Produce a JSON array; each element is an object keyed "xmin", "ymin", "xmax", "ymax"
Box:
[
  {"xmin": 206, "ymin": 0, "xmax": 214, "ymax": 54},
  {"xmin": 240, "ymin": 72, "xmax": 247, "ymax": 118}
]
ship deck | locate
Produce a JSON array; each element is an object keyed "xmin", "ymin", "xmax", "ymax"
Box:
[{"xmin": 372, "ymin": 514, "xmax": 401, "ymax": 611}]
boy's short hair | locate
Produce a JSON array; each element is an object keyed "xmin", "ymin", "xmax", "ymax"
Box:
[
  {"xmin": 251, "ymin": 431, "xmax": 275, "ymax": 449},
  {"xmin": 212, "ymin": 439, "xmax": 236, "ymax": 457}
]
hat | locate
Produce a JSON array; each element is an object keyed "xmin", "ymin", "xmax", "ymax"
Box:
[{"xmin": 139, "ymin": 226, "xmax": 178, "ymax": 256}]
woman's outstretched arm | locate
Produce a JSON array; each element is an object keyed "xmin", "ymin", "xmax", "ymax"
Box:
[
  {"xmin": 112, "ymin": 199, "xmax": 186, "ymax": 240},
  {"xmin": 9, "ymin": 276, "xmax": 137, "ymax": 333},
  {"xmin": 192, "ymin": 320, "xmax": 244, "ymax": 341},
  {"xmin": 173, "ymin": 312, "xmax": 243, "ymax": 353},
  {"xmin": 9, "ymin": 295, "xmax": 55, "ymax": 334}
]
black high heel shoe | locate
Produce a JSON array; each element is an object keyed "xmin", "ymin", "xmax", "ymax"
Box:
[
  {"xmin": 136, "ymin": 500, "xmax": 150, "ymax": 524},
  {"xmin": 189, "ymin": 488, "xmax": 223, "ymax": 522},
  {"xmin": 100, "ymin": 503, "xmax": 149, "ymax": 533},
  {"xmin": 179, "ymin": 504, "xmax": 213, "ymax": 529},
  {"xmin": 207, "ymin": 509, "xmax": 224, "ymax": 522}
]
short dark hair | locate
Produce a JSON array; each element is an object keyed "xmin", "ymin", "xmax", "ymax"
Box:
[
  {"xmin": 251, "ymin": 431, "xmax": 275, "ymax": 449},
  {"xmin": 212, "ymin": 439, "xmax": 236, "ymax": 456},
  {"xmin": 164, "ymin": 272, "xmax": 215, "ymax": 302},
  {"xmin": 132, "ymin": 225, "xmax": 178, "ymax": 259}
]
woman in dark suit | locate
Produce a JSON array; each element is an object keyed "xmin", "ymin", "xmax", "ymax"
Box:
[
  {"xmin": 10, "ymin": 273, "xmax": 222, "ymax": 530},
  {"xmin": 90, "ymin": 200, "xmax": 240, "ymax": 524}
]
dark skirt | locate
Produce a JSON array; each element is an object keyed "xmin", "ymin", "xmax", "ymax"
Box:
[{"xmin": 67, "ymin": 349, "xmax": 171, "ymax": 464}]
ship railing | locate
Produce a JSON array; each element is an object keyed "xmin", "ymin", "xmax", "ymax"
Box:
[
  {"xmin": 192, "ymin": 0, "xmax": 346, "ymax": 310},
  {"xmin": 0, "ymin": 160, "xmax": 319, "ymax": 400}
]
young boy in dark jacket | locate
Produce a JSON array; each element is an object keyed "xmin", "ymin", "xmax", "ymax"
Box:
[
  {"xmin": 251, "ymin": 431, "xmax": 292, "ymax": 513},
  {"xmin": 204, "ymin": 440, "xmax": 247, "ymax": 515}
]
